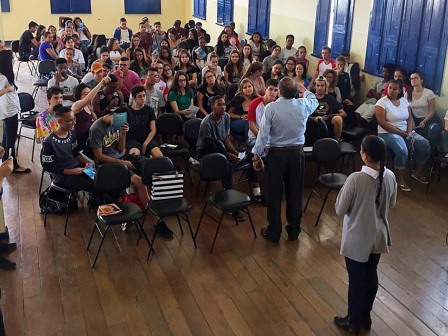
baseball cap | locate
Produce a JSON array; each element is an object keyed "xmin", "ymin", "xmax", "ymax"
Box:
[
  {"xmin": 91, "ymin": 61, "xmax": 105, "ymax": 73},
  {"xmin": 142, "ymin": 17, "xmax": 149, "ymax": 22}
]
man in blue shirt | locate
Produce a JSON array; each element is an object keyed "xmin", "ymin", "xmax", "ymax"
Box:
[{"xmin": 252, "ymin": 77, "xmax": 318, "ymax": 243}]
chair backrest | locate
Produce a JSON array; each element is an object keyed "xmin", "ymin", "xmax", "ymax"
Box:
[
  {"xmin": 183, "ymin": 118, "xmax": 202, "ymax": 149},
  {"xmin": 316, "ymin": 118, "xmax": 330, "ymax": 139},
  {"xmin": 18, "ymin": 92, "xmax": 35, "ymax": 112},
  {"xmin": 199, "ymin": 153, "xmax": 230, "ymax": 182},
  {"xmin": 11, "ymin": 40, "xmax": 20, "ymax": 53},
  {"xmin": 203, "ymin": 137, "xmax": 227, "ymax": 156},
  {"xmin": 312, "ymin": 138, "xmax": 341, "ymax": 163},
  {"xmin": 38, "ymin": 60, "xmax": 56, "ymax": 75},
  {"xmin": 95, "ymin": 163, "xmax": 130, "ymax": 192},
  {"xmin": 141, "ymin": 156, "xmax": 175, "ymax": 186},
  {"xmin": 427, "ymin": 123, "xmax": 442, "ymax": 149},
  {"xmin": 227, "ymin": 83, "xmax": 239, "ymax": 101},
  {"xmin": 156, "ymin": 113, "xmax": 183, "ymax": 137},
  {"xmin": 218, "ymin": 57, "xmax": 228, "ymax": 71}
]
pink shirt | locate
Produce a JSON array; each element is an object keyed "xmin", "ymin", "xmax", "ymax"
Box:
[{"xmin": 113, "ymin": 70, "xmax": 141, "ymax": 99}]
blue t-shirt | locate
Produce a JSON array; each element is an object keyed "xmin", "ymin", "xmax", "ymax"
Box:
[{"xmin": 39, "ymin": 41, "xmax": 54, "ymax": 61}]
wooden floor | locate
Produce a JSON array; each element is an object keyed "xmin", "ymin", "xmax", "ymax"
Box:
[{"xmin": 1, "ymin": 64, "xmax": 448, "ymax": 336}]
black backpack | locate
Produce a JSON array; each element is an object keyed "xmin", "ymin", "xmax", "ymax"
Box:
[{"xmin": 39, "ymin": 187, "xmax": 78, "ymax": 214}]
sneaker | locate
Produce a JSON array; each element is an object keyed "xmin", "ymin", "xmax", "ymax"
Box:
[
  {"xmin": 410, "ymin": 173, "xmax": 428, "ymax": 184},
  {"xmin": 189, "ymin": 157, "xmax": 200, "ymax": 165},
  {"xmin": 155, "ymin": 220, "xmax": 173, "ymax": 238},
  {"xmin": 0, "ymin": 242, "xmax": 17, "ymax": 254},
  {"xmin": 252, "ymin": 194, "xmax": 267, "ymax": 205},
  {"xmin": 0, "ymin": 256, "xmax": 16, "ymax": 270},
  {"xmin": 229, "ymin": 211, "xmax": 245, "ymax": 222}
]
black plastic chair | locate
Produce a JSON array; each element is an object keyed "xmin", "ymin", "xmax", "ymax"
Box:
[
  {"xmin": 12, "ymin": 40, "xmax": 36, "ymax": 79},
  {"xmin": 227, "ymin": 83, "xmax": 239, "ymax": 101},
  {"xmin": 141, "ymin": 157, "xmax": 196, "ymax": 259},
  {"xmin": 86, "ymin": 163, "xmax": 149, "ymax": 267},
  {"xmin": 426, "ymin": 123, "xmax": 448, "ymax": 193},
  {"xmin": 43, "ymin": 178, "xmax": 79, "ymax": 236},
  {"xmin": 156, "ymin": 113, "xmax": 192, "ymax": 184},
  {"xmin": 32, "ymin": 60, "xmax": 56, "ymax": 99},
  {"xmin": 194, "ymin": 153, "xmax": 256, "ymax": 253},
  {"xmin": 183, "ymin": 118, "xmax": 202, "ymax": 162},
  {"xmin": 304, "ymin": 138, "xmax": 348, "ymax": 226},
  {"xmin": 16, "ymin": 92, "xmax": 39, "ymax": 162}
]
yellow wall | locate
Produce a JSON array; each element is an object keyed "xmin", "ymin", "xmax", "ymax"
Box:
[
  {"xmin": 188, "ymin": 0, "xmax": 448, "ymax": 115},
  {"xmin": 0, "ymin": 0, "xmax": 186, "ymax": 41}
]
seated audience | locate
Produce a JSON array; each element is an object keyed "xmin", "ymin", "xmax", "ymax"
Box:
[
  {"xmin": 406, "ymin": 71, "xmax": 440, "ymax": 139},
  {"xmin": 168, "ymin": 71, "xmax": 195, "ymax": 122},
  {"xmin": 308, "ymin": 76, "xmax": 346, "ymax": 141},
  {"xmin": 284, "ymin": 56, "xmax": 297, "ymax": 78},
  {"xmin": 152, "ymin": 21, "xmax": 167, "ymax": 50},
  {"xmin": 193, "ymin": 36, "xmax": 212, "ymax": 72},
  {"xmin": 174, "ymin": 49, "xmax": 197, "ymax": 87},
  {"xmin": 262, "ymin": 44, "xmax": 282, "ymax": 72},
  {"xmin": 126, "ymin": 34, "xmax": 143, "ymax": 61},
  {"xmin": 293, "ymin": 62, "xmax": 309, "ymax": 93},
  {"xmin": 92, "ymin": 74, "xmax": 124, "ymax": 118},
  {"xmin": 40, "ymin": 105, "xmax": 95, "ymax": 193},
  {"xmin": 113, "ymin": 57, "xmax": 141, "ymax": 102},
  {"xmin": 341, "ymin": 52, "xmax": 364, "ymax": 98},
  {"xmin": 108, "ymin": 38, "xmax": 125, "ymax": 63},
  {"xmin": 375, "ymin": 80, "xmax": 430, "ymax": 192},
  {"xmin": 83, "ymin": 61, "xmax": 106, "ymax": 89},
  {"xmin": 224, "ymin": 25, "xmax": 240, "ymax": 48},
  {"xmin": 309, "ymin": 46, "xmax": 336, "ymax": 90},
  {"xmin": 136, "ymin": 21, "xmax": 153, "ymax": 55},
  {"xmin": 241, "ymin": 62, "xmax": 266, "ymax": 95},
  {"xmin": 186, "ymin": 29, "xmax": 199, "ymax": 52},
  {"xmin": 228, "ymin": 78, "xmax": 259, "ymax": 141},
  {"xmin": 36, "ymin": 87, "xmax": 64, "ymax": 141},
  {"xmin": 201, "ymin": 52, "xmax": 223, "ymax": 86},
  {"xmin": 158, "ymin": 46, "xmax": 176, "ymax": 67},
  {"xmin": 214, "ymin": 31, "xmax": 235, "ymax": 59},
  {"xmin": 194, "ymin": 22, "xmax": 207, "ymax": 38},
  {"xmin": 48, "ymin": 25, "xmax": 65, "ymax": 54},
  {"xmin": 248, "ymin": 32, "xmax": 265, "ymax": 60},
  {"xmin": 262, "ymin": 60, "xmax": 284, "ymax": 82},
  {"xmin": 64, "ymin": 48, "xmax": 83, "ymax": 80},
  {"xmin": 129, "ymin": 47, "xmax": 151, "ymax": 79},
  {"xmin": 126, "ymin": 85, "xmax": 163, "ymax": 157},
  {"xmin": 48, "ymin": 58, "xmax": 79, "ymax": 107},
  {"xmin": 59, "ymin": 35, "xmax": 85, "ymax": 69},
  {"xmin": 324, "ymin": 69, "xmax": 342, "ymax": 102},
  {"xmin": 73, "ymin": 17, "xmax": 91, "ymax": 47},
  {"xmin": 19, "ymin": 21, "xmax": 39, "ymax": 60},
  {"xmin": 154, "ymin": 60, "xmax": 168, "ymax": 93},
  {"xmin": 241, "ymin": 44, "xmax": 255, "ymax": 72},
  {"xmin": 197, "ymin": 70, "xmax": 226, "ymax": 118},
  {"xmin": 113, "ymin": 17, "xmax": 133, "ymax": 50},
  {"xmin": 295, "ymin": 45, "xmax": 309, "ymax": 69}
]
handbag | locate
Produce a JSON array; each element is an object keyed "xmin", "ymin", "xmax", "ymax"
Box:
[{"xmin": 151, "ymin": 171, "xmax": 184, "ymax": 201}]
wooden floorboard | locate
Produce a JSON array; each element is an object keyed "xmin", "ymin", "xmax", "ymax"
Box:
[{"xmin": 0, "ymin": 64, "xmax": 447, "ymax": 335}]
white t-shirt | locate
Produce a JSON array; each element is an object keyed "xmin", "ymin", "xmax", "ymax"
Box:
[
  {"xmin": 0, "ymin": 74, "xmax": 20, "ymax": 119},
  {"xmin": 201, "ymin": 66, "xmax": 222, "ymax": 80},
  {"xmin": 120, "ymin": 29, "xmax": 130, "ymax": 43},
  {"xmin": 375, "ymin": 96, "xmax": 409, "ymax": 133},
  {"xmin": 405, "ymin": 88, "xmax": 435, "ymax": 119},
  {"xmin": 48, "ymin": 75, "xmax": 79, "ymax": 107},
  {"xmin": 154, "ymin": 79, "xmax": 167, "ymax": 94},
  {"xmin": 281, "ymin": 47, "xmax": 297, "ymax": 63},
  {"xmin": 59, "ymin": 48, "xmax": 85, "ymax": 68},
  {"xmin": 81, "ymin": 72, "xmax": 94, "ymax": 84},
  {"xmin": 129, "ymin": 87, "xmax": 166, "ymax": 113}
]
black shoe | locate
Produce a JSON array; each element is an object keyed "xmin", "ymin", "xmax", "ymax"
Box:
[
  {"xmin": 0, "ymin": 242, "xmax": 17, "ymax": 254},
  {"xmin": 285, "ymin": 226, "xmax": 300, "ymax": 241},
  {"xmin": 334, "ymin": 315, "xmax": 360, "ymax": 335},
  {"xmin": 361, "ymin": 315, "xmax": 372, "ymax": 330},
  {"xmin": 251, "ymin": 194, "xmax": 267, "ymax": 205},
  {"xmin": 154, "ymin": 220, "xmax": 173, "ymax": 238},
  {"xmin": 260, "ymin": 228, "xmax": 279, "ymax": 243},
  {"xmin": 0, "ymin": 256, "xmax": 16, "ymax": 270},
  {"xmin": 229, "ymin": 211, "xmax": 245, "ymax": 222}
]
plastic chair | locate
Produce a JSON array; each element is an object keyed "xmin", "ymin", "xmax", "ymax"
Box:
[
  {"xmin": 426, "ymin": 123, "xmax": 448, "ymax": 193},
  {"xmin": 304, "ymin": 138, "xmax": 348, "ymax": 226},
  {"xmin": 16, "ymin": 92, "xmax": 39, "ymax": 162},
  {"xmin": 86, "ymin": 163, "xmax": 149, "ymax": 267},
  {"xmin": 183, "ymin": 118, "xmax": 202, "ymax": 162},
  {"xmin": 194, "ymin": 153, "xmax": 256, "ymax": 253},
  {"xmin": 11, "ymin": 40, "xmax": 36, "ymax": 79},
  {"xmin": 141, "ymin": 157, "xmax": 196, "ymax": 259},
  {"xmin": 32, "ymin": 60, "xmax": 56, "ymax": 98},
  {"xmin": 156, "ymin": 113, "xmax": 192, "ymax": 184}
]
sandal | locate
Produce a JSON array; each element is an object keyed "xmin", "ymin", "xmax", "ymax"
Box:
[
  {"xmin": 399, "ymin": 184, "xmax": 411, "ymax": 192},
  {"xmin": 411, "ymin": 173, "xmax": 428, "ymax": 184}
]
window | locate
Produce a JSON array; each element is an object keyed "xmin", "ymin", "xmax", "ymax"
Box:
[
  {"xmin": 247, "ymin": 0, "xmax": 271, "ymax": 39},
  {"xmin": 313, "ymin": 0, "xmax": 354, "ymax": 57},
  {"xmin": 193, "ymin": 0, "xmax": 206, "ymax": 19},
  {"xmin": 1, "ymin": 0, "xmax": 10, "ymax": 12},
  {"xmin": 364, "ymin": 0, "xmax": 448, "ymax": 94},
  {"xmin": 50, "ymin": 0, "xmax": 91, "ymax": 14},
  {"xmin": 124, "ymin": 0, "xmax": 161, "ymax": 14},
  {"xmin": 217, "ymin": 0, "xmax": 233, "ymax": 25}
]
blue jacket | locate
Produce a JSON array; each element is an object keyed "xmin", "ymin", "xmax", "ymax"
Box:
[{"xmin": 113, "ymin": 27, "xmax": 133, "ymax": 43}]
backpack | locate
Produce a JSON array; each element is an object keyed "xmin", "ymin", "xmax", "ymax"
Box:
[{"xmin": 39, "ymin": 186, "xmax": 78, "ymax": 214}]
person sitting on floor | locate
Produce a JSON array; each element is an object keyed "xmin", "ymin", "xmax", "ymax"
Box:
[{"xmin": 36, "ymin": 86, "xmax": 64, "ymax": 141}]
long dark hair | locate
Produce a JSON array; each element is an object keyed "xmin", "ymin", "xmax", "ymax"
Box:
[
  {"xmin": 387, "ymin": 79, "xmax": 404, "ymax": 99},
  {"xmin": 199, "ymin": 69, "xmax": 224, "ymax": 95},
  {"xmin": 0, "ymin": 50, "xmax": 16, "ymax": 89},
  {"xmin": 159, "ymin": 46, "xmax": 173, "ymax": 63},
  {"xmin": 361, "ymin": 135, "xmax": 386, "ymax": 206},
  {"xmin": 407, "ymin": 71, "xmax": 423, "ymax": 102},
  {"xmin": 170, "ymin": 70, "xmax": 191, "ymax": 94},
  {"xmin": 215, "ymin": 31, "xmax": 230, "ymax": 57},
  {"xmin": 225, "ymin": 49, "xmax": 243, "ymax": 82}
]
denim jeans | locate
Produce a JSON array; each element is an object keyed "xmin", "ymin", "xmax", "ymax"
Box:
[{"xmin": 378, "ymin": 132, "xmax": 430, "ymax": 169}]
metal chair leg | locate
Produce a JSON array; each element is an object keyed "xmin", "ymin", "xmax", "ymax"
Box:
[
  {"xmin": 43, "ymin": 186, "xmax": 51, "ymax": 226},
  {"xmin": 63, "ymin": 194, "xmax": 74, "ymax": 235},
  {"xmin": 147, "ymin": 219, "xmax": 161, "ymax": 259},
  {"xmin": 194, "ymin": 201, "xmax": 208, "ymax": 239},
  {"xmin": 315, "ymin": 190, "xmax": 331, "ymax": 226},
  {"xmin": 245, "ymin": 206, "xmax": 257, "ymax": 238},
  {"xmin": 91, "ymin": 225, "xmax": 110, "ymax": 267},
  {"xmin": 86, "ymin": 218, "xmax": 99, "ymax": 251},
  {"xmin": 210, "ymin": 211, "xmax": 225, "ymax": 253},
  {"xmin": 184, "ymin": 214, "xmax": 197, "ymax": 248},
  {"xmin": 176, "ymin": 215, "xmax": 184, "ymax": 234}
]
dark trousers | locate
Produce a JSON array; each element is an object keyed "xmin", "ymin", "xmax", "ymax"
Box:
[
  {"xmin": 345, "ymin": 254, "xmax": 381, "ymax": 319},
  {"xmin": 413, "ymin": 114, "xmax": 441, "ymax": 139},
  {"xmin": 265, "ymin": 147, "xmax": 305, "ymax": 239},
  {"xmin": 54, "ymin": 174, "xmax": 96, "ymax": 194},
  {"xmin": 2, "ymin": 114, "xmax": 19, "ymax": 169}
]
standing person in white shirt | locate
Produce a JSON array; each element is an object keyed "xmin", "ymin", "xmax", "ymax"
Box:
[
  {"xmin": 334, "ymin": 135, "xmax": 397, "ymax": 335},
  {"xmin": 48, "ymin": 58, "xmax": 79, "ymax": 107}
]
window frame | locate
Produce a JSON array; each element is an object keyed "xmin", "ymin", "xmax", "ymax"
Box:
[
  {"xmin": 217, "ymin": 0, "xmax": 234, "ymax": 26},
  {"xmin": 124, "ymin": 0, "xmax": 161, "ymax": 14},
  {"xmin": 246, "ymin": 0, "xmax": 271, "ymax": 39},
  {"xmin": 1, "ymin": 0, "xmax": 10, "ymax": 12},
  {"xmin": 193, "ymin": 0, "xmax": 207, "ymax": 20},
  {"xmin": 50, "ymin": 0, "xmax": 91, "ymax": 14}
]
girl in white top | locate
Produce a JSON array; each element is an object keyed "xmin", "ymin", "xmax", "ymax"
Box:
[
  {"xmin": 334, "ymin": 135, "xmax": 397, "ymax": 334},
  {"xmin": 201, "ymin": 53, "xmax": 222, "ymax": 86},
  {"xmin": 0, "ymin": 50, "xmax": 31, "ymax": 173},
  {"xmin": 406, "ymin": 71, "xmax": 438, "ymax": 138},
  {"xmin": 375, "ymin": 80, "xmax": 430, "ymax": 191}
]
